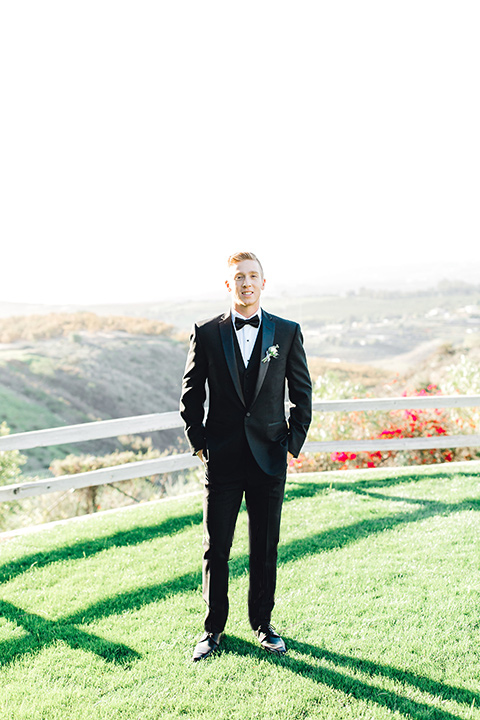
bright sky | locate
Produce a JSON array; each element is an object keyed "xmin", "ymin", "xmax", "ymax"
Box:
[{"xmin": 1, "ymin": 2, "xmax": 479, "ymax": 306}]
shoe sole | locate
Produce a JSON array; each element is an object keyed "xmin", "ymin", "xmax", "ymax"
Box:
[
  {"xmin": 192, "ymin": 644, "xmax": 221, "ymax": 661},
  {"xmin": 261, "ymin": 645, "xmax": 287, "ymax": 654}
]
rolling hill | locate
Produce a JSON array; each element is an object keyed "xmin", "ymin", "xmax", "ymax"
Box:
[{"xmin": 0, "ymin": 315, "xmax": 189, "ymax": 473}]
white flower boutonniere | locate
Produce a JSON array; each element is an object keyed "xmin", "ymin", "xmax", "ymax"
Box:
[{"xmin": 262, "ymin": 344, "xmax": 280, "ymax": 363}]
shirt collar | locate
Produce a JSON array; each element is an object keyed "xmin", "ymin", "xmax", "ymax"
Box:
[{"xmin": 231, "ymin": 308, "xmax": 262, "ymax": 324}]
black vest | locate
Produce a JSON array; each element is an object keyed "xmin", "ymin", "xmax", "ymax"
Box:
[{"xmin": 233, "ymin": 325, "xmax": 263, "ymax": 409}]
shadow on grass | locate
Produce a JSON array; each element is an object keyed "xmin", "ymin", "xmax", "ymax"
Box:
[
  {"xmin": 277, "ymin": 495, "xmax": 480, "ymax": 564},
  {"xmin": 3, "ymin": 465, "xmax": 478, "ymax": 587},
  {"xmin": 0, "ymin": 509, "xmax": 204, "ymax": 585},
  {"xmin": 1, "ymin": 470, "xmax": 479, "ymax": 670},
  {"xmin": 221, "ymin": 635, "xmax": 479, "ymax": 720},
  {"xmin": 60, "ymin": 493, "xmax": 479, "ymax": 627},
  {"xmin": 0, "ymin": 599, "xmax": 140, "ymax": 668},
  {"xmin": 285, "ymin": 466, "xmax": 480, "ymax": 502},
  {"xmin": 65, "ymin": 569, "xmax": 202, "ymax": 625}
]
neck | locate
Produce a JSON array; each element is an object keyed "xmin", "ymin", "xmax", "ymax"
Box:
[{"xmin": 232, "ymin": 304, "xmax": 261, "ymax": 319}]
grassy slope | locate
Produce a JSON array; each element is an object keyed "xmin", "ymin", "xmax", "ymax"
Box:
[
  {"xmin": 0, "ymin": 331, "xmax": 188, "ymax": 473},
  {"xmin": 1, "ymin": 461, "xmax": 479, "ymax": 720}
]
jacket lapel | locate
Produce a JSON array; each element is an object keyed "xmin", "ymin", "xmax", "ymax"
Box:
[
  {"xmin": 251, "ymin": 310, "xmax": 275, "ymax": 407},
  {"xmin": 219, "ymin": 313, "xmax": 246, "ymax": 407}
]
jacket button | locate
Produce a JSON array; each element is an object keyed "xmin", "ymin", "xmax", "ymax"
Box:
[{"xmin": 246, "ymin": 412, "xmax": 251, "ymax": 417}]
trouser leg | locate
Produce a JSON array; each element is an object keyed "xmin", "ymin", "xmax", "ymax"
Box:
[
  {"xmin": 202, "ymin": 477, "xmax": 243, "ymax": 633},
  {"xmin": 245, "ymin": 473, "xmax": 286, "ymax": 630}
]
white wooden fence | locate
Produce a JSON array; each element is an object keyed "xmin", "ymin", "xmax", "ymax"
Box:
[{"xmin": 1, "ymin": 395, "xmax": 479, "ymax": 503}]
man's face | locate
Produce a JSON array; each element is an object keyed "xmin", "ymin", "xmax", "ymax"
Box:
[{"xmin": 226, "ymin": 259, "xmax": 265, "ymax": 316}]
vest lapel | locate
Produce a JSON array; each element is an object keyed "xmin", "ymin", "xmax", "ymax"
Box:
[
  {"xmin": 251, "ymin": 310, "xmax": 275, "ymax": 407},
  {"xmin": 219, "ymin": 313, "xmax": 246, "ymax": 407}
]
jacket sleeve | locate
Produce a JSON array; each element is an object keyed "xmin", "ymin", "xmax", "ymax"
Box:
[
  {"xmin": 285, "ymin": 324, "xmax": 312, "ymax": 457},
  {"xmin": 179, "ymin": 324, "xmax": 208, "ymax": 456}
]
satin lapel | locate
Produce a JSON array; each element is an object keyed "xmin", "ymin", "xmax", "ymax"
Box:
[
  {"xmin": 252, "ymin": 310, "xmax": 275, "ymax": 407},
  {"xmin": 219, "ymin": 313, "xmax": 246, "ymax": 407}
]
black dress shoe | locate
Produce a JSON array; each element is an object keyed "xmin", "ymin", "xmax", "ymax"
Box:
[
  {"xmin": 192, "ymin": 632, "xmax": 222, "ymax": 661},
  {"xmin": 254, "ymin": 624, "xmax": 286, "ymax": 654}
]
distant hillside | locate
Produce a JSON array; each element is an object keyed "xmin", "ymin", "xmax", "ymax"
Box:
[
  {"xmin": 75, "ymin": 281, "xmax": 480, "ymax": 363},
  {"xmin": 0, "ymin": 315, "xmax": 188, "ymax": 473},
  {"xmin": 2, "ymin": 282, "xmax": 480, "ymax": 365},
  {"xmin": 0, "ymin": 312, "xmax": 173, "ymax": 343}
]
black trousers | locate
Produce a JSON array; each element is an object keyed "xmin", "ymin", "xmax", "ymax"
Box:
[{"xmin": 202, "ymin": 443, "xmax": 286, "ymax": 633}]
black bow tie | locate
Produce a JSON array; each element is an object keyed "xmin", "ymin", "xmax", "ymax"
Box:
[{"xmin": 234, "ymin": 315, "xmax": 260, "ymax": 330}]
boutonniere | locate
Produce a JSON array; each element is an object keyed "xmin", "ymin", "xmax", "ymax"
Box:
[{"xmin": 262, "ymin": 344, "xmax": 279, "ymax": 363}]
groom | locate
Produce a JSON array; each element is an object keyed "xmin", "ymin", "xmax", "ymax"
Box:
[{"xmin": 180, "ymin": 251, "xmax": 312, "ymax": 660}]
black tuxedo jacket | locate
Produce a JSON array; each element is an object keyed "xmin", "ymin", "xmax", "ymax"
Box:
[{"xmin": 180, "ymin": 309, "xmax": 312, "ymax": 478}]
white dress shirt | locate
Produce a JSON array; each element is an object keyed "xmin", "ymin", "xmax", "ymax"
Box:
[{"xmin": 232, "ymin": 308, "xmax": 262, "ymax": 367}]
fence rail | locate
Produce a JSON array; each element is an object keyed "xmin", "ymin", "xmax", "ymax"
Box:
[{"xmin": 1, "ymin": 395, "xmax": 479, "ymax": 503}]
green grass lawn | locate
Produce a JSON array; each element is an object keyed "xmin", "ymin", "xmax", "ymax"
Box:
[{"xmin": 1, "ymin": 462, "xmax": 479, "ymax": 720}]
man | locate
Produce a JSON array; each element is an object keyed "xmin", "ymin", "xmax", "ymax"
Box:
[{"xmin": 180, "ymin": 251, "xmax": 312, "ymax": 661}]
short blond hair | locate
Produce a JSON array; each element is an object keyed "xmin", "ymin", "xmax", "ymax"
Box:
[{"xmin": 227, "ymin": 251, "xmax": 264, "ymax": 278}]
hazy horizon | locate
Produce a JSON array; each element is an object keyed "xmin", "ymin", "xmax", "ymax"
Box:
[{"xmin": 0, "ymin": 258, "xmax": 477, "ymax": 314}]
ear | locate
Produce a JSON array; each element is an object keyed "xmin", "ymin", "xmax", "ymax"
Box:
[{"xmin": 225, "ymin": 279, "xmax": 232, "ymax": 293}]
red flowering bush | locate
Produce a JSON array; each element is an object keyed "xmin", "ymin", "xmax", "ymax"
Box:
[{"xmin": 289, "ymin": 376, "xmax": 480, "ymax": 474}]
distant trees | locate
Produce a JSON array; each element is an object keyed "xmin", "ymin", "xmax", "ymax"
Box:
[
  {"xmin": 0, "ymin": 312, "xmax": 173, "ymax": 343},
  {"xmin": 352, "ymin": 280, "xmax": 480, "ymax": 300}
]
